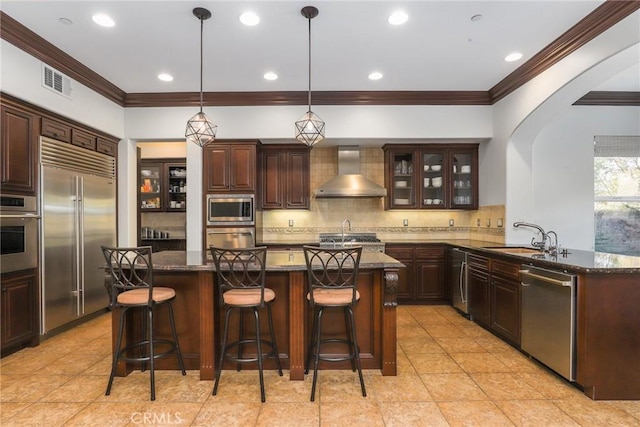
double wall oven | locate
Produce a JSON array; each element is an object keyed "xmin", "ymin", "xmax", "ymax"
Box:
[{"xmin": 0, "ymin": 195, "xmax": 39, "ymax": 274}]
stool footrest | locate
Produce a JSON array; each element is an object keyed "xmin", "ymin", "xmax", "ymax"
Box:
[
  {"xmin": 224, "ymin": 339, "xmax": 279, "ymax": 364},
  {"xmin": 117, "ymin": 339, "xmax": 179, "ymax": 363}
]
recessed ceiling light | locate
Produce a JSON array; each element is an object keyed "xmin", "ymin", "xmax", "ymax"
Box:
[
  {"xmin": 263, "ymin": 72, "xmax": 278, "ymax": 81},
  {"xmin": 92, "ymin": 13, "xmax": 115, "ymax": 28},
  {"xmin": 368, "ymin": 72, "xmax": 383, "ymax": 81},
  {"xmin": 239, "ymin": 11, "xmax": 260, "ymax": 26},
  {"xmin": 58, "ymin": 17, "xmax": 73, "ymax": 25},
  {"xmin": 157, "ymin": 73, "xmax": 174, "ymax": 82},
  {"xmin": 388, "ymin": 11, "xmax": 408, "ymax": 26},
  {"xmin": 504, "ymin": 52, "xmax": 523, "ymax": 62}
]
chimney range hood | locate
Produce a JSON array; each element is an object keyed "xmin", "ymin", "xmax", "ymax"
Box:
[{"xmin": 314, "ymin": 146, "xmax": 387, "ymax": 198}]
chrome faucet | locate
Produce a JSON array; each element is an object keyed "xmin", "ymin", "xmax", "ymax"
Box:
[
  {"xmin": 341, "ymin": 219, "xmax": 352, "ymax": 247},
  {"xmin": 513, "ymin": 222, "xmax": 548, "ymax": 251},
  {"xmin": 546, "ymin": 230, "xmax": 559, "ymax": 255}
]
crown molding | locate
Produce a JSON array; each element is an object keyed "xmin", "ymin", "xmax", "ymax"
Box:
[
  {"xmin": 2, "ymin": 1, "xmax": 638, "ymax": 108},
  {"xmin": 489, "ymin": 1, "xmax": 640, "ymax": 103},
  {"xmin": 0, "ymin": 11, "xmax": 126, "ymax": 106},
  {"xmin": 573, "ymin": 91, "xmax": 640, "ymax": 106},
  {"xmin": 123, "ymin": 90, "xmax": 492, "ymax": 107}
]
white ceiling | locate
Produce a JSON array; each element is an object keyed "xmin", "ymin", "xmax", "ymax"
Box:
[{"xmin": 2, "ymin": 0, "xmax": 623, "ymax": 94}]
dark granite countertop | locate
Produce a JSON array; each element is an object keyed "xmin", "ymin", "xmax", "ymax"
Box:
[
  {"xmin": 257, "ymin": 238, "xmax": 640, "ymax": 273},
  {"xmin": 150, "ymin": 250, "xmax": 404, "ymax": 272}
]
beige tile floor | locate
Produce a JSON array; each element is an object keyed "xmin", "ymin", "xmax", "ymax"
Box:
[{"xmin": 1, "ymin": 305, "xmax": 639, "ymax": 426}]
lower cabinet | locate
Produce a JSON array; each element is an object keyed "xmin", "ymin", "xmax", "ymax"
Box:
[
  {"xmin": 1, "ymin": 269, "xmax": 39, "ymax": 354},
  {"xmin": 466, "ymin": 253, "xmax": 521, "ymax": 345},
  {"xmin": 468, "ymin": 266, "xmax": 491, "ymax": 326},
  {"xmin": 386, "ymin": 244, "xmax": 446, "ymax": 304},
  {"xmin": 490, "ymin": 259, "xmax": 521, "ymax": 344}
]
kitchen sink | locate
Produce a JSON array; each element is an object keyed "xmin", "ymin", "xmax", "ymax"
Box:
[{"xmin": 486, "ymin": 247, "xmax": 542, "ymax": 254}]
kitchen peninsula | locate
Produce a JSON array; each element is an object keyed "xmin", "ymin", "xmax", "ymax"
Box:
[{"xmin": 111, "ymin": 250, "xmax": 403, "ymax": 381}]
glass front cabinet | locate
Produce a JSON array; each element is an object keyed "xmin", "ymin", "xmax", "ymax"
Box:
[
  {"xmin": 383, "ymin": 144, "xmax": 478, "ymax": 210},
  {"xmin": 139, "ymin": 159, "xmax": 187, "ymax": 212}
]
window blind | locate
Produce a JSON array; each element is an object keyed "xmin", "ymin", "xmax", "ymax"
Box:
[{"xmin": 594, "ymin": 135, "xmax": 640, "ymax": 157}]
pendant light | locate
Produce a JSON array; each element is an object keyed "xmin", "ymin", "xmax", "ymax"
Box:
[
  {"xmin": 185, "ymin": 7, "xmax": 217, "ymax": 147},
  {"xmin": 295, "ymin": 6, "xmax": 325, "ymax": 147}
]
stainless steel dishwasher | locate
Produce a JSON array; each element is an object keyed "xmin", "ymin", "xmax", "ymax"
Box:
[{"xmin": 520, "ymin": 265, "xmax": 577, "ymax": 381}]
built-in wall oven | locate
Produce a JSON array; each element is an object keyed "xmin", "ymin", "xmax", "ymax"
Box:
[
  {"xmin": 206, "ymin": 194, "xmax": 254, "ymax": 226},
  {"xmin": 206, "ymin": 228, "xmax": 255, "ymax": 258},
  {"xmin": 0, "ymin": 195, "xmax": 39, "ymax": 274}
]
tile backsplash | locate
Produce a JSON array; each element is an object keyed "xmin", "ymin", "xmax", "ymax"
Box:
[{"xmin": 258, "ymin": 147, "xmax": 504, "ymax": 243}]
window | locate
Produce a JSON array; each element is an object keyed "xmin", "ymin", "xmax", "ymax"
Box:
[{"xmin": 594, "ymin": 136, "xmax": 640, "ymax": 256}]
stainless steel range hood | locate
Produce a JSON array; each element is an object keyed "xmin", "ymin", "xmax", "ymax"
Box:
[{"xmin": 314, "ymin": 146, "xmax": 387, "ymax": 198}]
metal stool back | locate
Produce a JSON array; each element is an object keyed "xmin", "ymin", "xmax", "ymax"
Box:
[
  {"xmin": 102, "ymin": 246, "xmax": 186, "ymax": 401},
  {"xmin": 210, "ymin": 246, "xmax": 283, "ymax": 402},
  {"xmin": 303, "ymin": 245, "xmax": 366, "ymax": 401}
]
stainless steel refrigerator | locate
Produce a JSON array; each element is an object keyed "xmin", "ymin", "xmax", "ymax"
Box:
[{"xmin": 40, "ymin": 136, "xmax": 116, "ymax": 334}]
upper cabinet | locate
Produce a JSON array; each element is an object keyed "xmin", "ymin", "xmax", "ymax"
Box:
[
  {"xmin": 1, "ymin": 104, "xmax": 39, "ymax": 195},
  {"xmin": 383, "ymin": 144, "xmax": 478, "ymax": 210},
  {"xmin": 260, "ymin": 145, "xmax": 310, "ymax": 210},
  {"xmin": 139, "ymin": 159, "xmax": 186, "ymax": 212},
  {"xmin": 204, "ymin": 141, "xmax": 258, "ymax": 193},
  {"xmin": 1, "ymin": 94, "xmax": 118, "ymax": 197}
]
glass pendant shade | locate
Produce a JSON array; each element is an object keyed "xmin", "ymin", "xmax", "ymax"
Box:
[
  {"xmin": 295, "ymin": 110, "xmax": 325, "ymax": 146},
  {"xmin": 186, "ymin": 111, "xmax": 217, "ymax": 147}
]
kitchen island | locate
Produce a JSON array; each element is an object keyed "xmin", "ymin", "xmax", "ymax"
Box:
[{"xmin": 111, "ymin": 250, "xmax": 403, "ymax": 381}]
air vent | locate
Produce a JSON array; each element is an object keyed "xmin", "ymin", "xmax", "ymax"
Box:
[{"xmin": 42, "ymin": 64, "xmax": 72, "ymax": 98}]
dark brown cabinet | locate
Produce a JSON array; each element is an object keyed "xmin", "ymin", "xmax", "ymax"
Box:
[
  {"xmin": 260, "ymin": 145, "xmax": 310, "ymax": 210},
  {"xmin": 490, "ymin": 258, "xmax": 521, "ymax": 344},
  {"xmin": 1, "ymin": 94, "xmax": 117, "ymax": 196},
  {"xmin": 385, "ymin": 246, "xmax": 414, "ymax": 301},
  {"xmin": 139, "ymin": 159, "xmax": 187, "ymax": 212},
  {"xmin": 386, "ymin": 244, "xmax": 446, "ymax": 304},
  {"xmin": 1, "ymin": 105, "xmax": 39, "ymax": 195},
  {"xmin": 1, "ymin": 269, "xmax": 39, "ymax": 354},
  {"xmin": 204, "ymin": 141, "xmax": 257, "ymax": 193},
  {"xmin": 468, "ymin": 263, "xmax": 491, "ymax": 326},
  {"xmin": 383, "ymin": 144, "xmax": 478, "ymax": 210},
  {"xmin": 466, "ymin": 252, "xmax": 521, "ymax": 345},
  {"xmin": 41, "ymin": 117, "xmax": 71, "ymax": 142}
]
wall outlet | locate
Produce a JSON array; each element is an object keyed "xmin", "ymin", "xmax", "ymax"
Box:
[
  {"xmin": 288, "ymin": 219, "xmax": 294, "ymax": 227},
  {"xmin": 403, "ymin": 219, "xmax": 409, "ymax": 227},
  {"xmin": 449, "ymin": 219, "xmax": 454, "ymax": 227}
]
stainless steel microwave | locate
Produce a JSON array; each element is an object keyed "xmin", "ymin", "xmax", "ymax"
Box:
[{"xmin": 206, "ymin": 194, "xmax": 255, "ymax": 226}]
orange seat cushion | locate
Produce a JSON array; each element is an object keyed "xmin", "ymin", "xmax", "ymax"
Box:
[
  {"xmin": 223, "ymin": 288, "xmax": 276, "ymax": 306},
  {"xmin": 308, "ymin": 288, "xmax": 360, "ymax": 305},
  {"xmin": 117, "ymin": 287, "xmax": 176, "ymax": 305}
]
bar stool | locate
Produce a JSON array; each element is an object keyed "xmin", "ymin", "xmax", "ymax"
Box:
[
  {"xmin": 303, "ymin": 245, "xmax": 366, "ymax": 402},
  {"xmin": 101, "ymin": 246, "xmax": 186, "ymax": 401},
  {"xmin": 210, "ymin": 246, "xmax": 283, "ymax": 402}
]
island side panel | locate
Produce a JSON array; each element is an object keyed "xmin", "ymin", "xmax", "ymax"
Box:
[
  {"xmin": 150, "ymin": 272, "xmax": 202, "ymax": 371},
  {"xmin": 381, "ymin": 267, "xmax": 399, "ymax": 375},
  {"xmin": 288, "ymin": 271, "xmax": 306, "ymax": 380},
  {"xmin": 577, "ymin": 273, "xmax": 640, "ymax": 400},
  {"xmin": 198, "ymin": 270, "xmax": 215, "ymax": 380}
]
